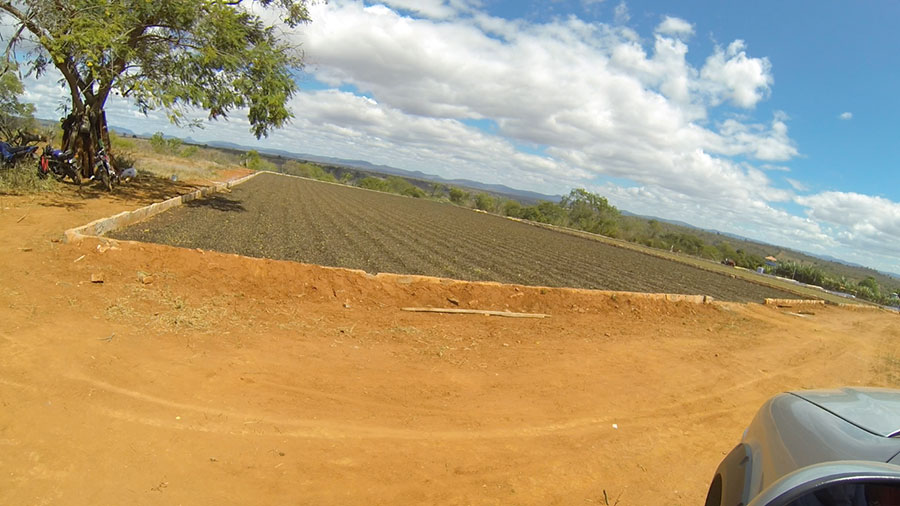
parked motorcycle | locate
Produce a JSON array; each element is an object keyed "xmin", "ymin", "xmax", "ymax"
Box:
[
  {"xmin": 37, "ymin": 145, "xmax": 82, "ymax": 184},
  {"xmin": 0, "ymin": 141, "xmax": 38, "ymax": 167},
  {"xmin": 91, "ymin": 145, "xmax": 116, "ymax": 191}
]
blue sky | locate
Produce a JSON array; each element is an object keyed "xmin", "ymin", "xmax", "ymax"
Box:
[{"xmin": 16, "ymin": 0, "xmax": 900, "ymax": 274}]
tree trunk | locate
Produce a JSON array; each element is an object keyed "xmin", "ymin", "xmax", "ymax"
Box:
[{"xmin": 61, "ymin": 104, "xmax": 115, "ymax": 179}]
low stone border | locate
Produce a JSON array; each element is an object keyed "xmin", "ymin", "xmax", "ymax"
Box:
[
  {"xmin": 764, "ymin": 298, "xmax": 826, "ymax": 306},
  {"xmin": 64, "ymin": 171, "xmax": 261, "ymax": 242},
  {"xmin": 374, "ymin": 272, "xmax": 715, "ymax": 304}
]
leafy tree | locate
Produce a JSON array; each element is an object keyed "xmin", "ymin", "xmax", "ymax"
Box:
[
  {"xmin": 858, "ymin": 277, "xmax": 881, "ymax": 298},
  {"xmin": 0, "ymin": 66, "xmax": 37, "ymax": 143},
  {"xmin": 502, "ymin": 200, "xmax": 522, "ymax": 217},
  {"xmin": 385, "ymin": 176, "xmax": 425, "ymax": 197},
  {"xmin": 1, "ymin": 0, "xmax": 311, "ymax": 176},
  {"xmin": 241, "ymin": 150, "xmax": 274, "ymax": 171},
  {"xmin": 535, "ymin": 201, "xmax": 568, "ymax": 226},
  {"xmin": 149, "ymin": 131, "xmax": 186, "ymax": 155},
  {"xmin": 474, "ymin": 193, "xmax": 496, "ymax": 212},
  {"xmin": 560, "ymin": 188, "xmax": 621, "ymax": 236},
  {"xmin": 448, "ymin": 187, "xmax": 468, "ymax": 204},
  {"xmin": 282, "ymin": 160, "xmax": 336, "ymax": 182},
  {"xmin": 518, "ymin": 205, "xmax": 545, "ymax": 222},
  {"xmin": 358, "ymin": 177, "xmax": 389, "ymax": 192}
]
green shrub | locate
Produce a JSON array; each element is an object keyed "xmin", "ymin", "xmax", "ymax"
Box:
[
  {"xmin": 474, "ymin": 193, "xmax": 495, "ymax": 211},
  {"xmin": 502, "ymin": 200, "xmax": 522, "ymax": 217},
  {"xmin": 448, "ymin": 187, "xmax": 468, "ymax": 204},
  {"xmin": 358, "ymin": 176, "xmax": 389, "ymax": 192}
]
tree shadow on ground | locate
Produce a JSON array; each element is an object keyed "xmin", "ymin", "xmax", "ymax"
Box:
[
  {"xmin": 76, "ymin": 172, "xmax": 202, "ymax": 203},
  {"xmin": 38, "ymin": 194, "xmax": 86, "ymax": 210},
  {"xmin": 184, "ymin": 194, "xmax": 246, "ymax": 212}
]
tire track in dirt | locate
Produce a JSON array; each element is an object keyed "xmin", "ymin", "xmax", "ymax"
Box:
[{"xmin": 62, "ymin": 370, "xmax": 789, "ymax": 442}]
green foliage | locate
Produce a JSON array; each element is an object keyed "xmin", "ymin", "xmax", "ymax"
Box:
[
  {"xmin": 149, "ymin": 132, "xmax": 166, "ymax": 152},
  {"xmin": 241, "ymin": 150, "xmax": 275, "ymax": 171},
  {"xmin": 429, "ymin": 182, "xmax": 445, "ymax": 198},
  {"xmin": 474, "ymin": 193, "xmax": 496, "ymax": 211},
  {"xmin": 536, "ymin": 201, "xmax": 569, "ymax": 226},
  {"xmin": 5, "ymin": 0, "xmax": 311, "ymax": 142},
  {"xmin": 502, "ymin": 200, "xmax": 522, "ymax": 217},
  {"xmin": 356, "ymin": 175, "xmax": 425, "ymax": 197},
  {"xmin": 281, "ymin": 160, "xmax": 336, "ymax": 182},
  {"xmin": 0, "ymin": 66, "xmax": 37, "ymax": 142},
  {"xmin": 108, "ymin": 132, "xmax": 136, "ymax": 151},
  {"xmin": 148, "ymin": 132, "xmax": 197, "ymax": 157},
  {"xmin": 448, "ymin": 187, "xmax": 468, "ymax": 204},
  {"xmin": 386, "ymin": 176, "xmax": 425, "ymax": 197},
  {"xmin": 560, "ymin": 188, "xmax": 621, "ymax": 237},
  {"xmin": 358, "ymin": 176, "xmax": 389, "ymax": 192}
]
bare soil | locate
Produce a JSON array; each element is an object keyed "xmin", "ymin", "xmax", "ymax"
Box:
[
  {"xmin": 2, "ymin": 172, "xmax": 898, "ymax": 505},
  {"xmin": 111, "ymin": 172, "xmax": 799, "ymax": 303}
]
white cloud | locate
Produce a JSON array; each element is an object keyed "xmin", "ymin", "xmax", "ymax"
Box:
[
  {"xmin": 839, "ymin": 112, "xmax": 853, "ymax": 120},
  {"xmin": 796, "ymin": 192, "xmax": 900, "ymax": 264},
  {"xmin": 786, "ymin": 178, "xmax": 809, "ymax": 192},
  {"xmin": 374, "ymin": 0, "xmax": 469, "ymax": 19},
  {"xmin": 655, "ymin": 16, "xmax": 694, "ymax": 38},
  {"xmin": 700, "ymin": 40, "xmax": 772, "ymax": 108},
  {"xmin": 613, "ymin": 1, "xmax": 630, "ymax": 24}
]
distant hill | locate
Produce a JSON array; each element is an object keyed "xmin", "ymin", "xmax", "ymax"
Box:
[
  {"xmin": 199, "ymin": 140, "xmax": 561, "ymax": 205},
  {"xmin": 624, "ymin": 212, "xmax": 900, "ymax": 283}
]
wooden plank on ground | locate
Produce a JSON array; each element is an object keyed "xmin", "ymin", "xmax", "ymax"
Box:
[{"xmin": 401, "ymin": 307, "xmax": 550, "ymax": 319}]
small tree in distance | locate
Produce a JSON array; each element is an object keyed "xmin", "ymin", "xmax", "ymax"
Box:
[{"xmin": 448, "ymin": 187, "xmax": 469, "ymax": 204}]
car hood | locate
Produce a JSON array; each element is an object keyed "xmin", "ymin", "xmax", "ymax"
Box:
[{"xmin": 792, "ymin": 387, "xmax": 900, "ymax": 438}]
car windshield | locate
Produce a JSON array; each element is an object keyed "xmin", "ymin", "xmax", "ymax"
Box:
[{"xmin": 785, "ymin": 482, "xmax": 900, "ymax": 506}]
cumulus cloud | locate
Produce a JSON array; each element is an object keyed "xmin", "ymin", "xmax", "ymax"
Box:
[
  {"xmin": 796, "ymin": 192, "xmax": 900, "ymax": 264},
  {"xmin": 700, "ymin": 40, "xmax": 773, "ymax": 108},
  {"xmin": 613, "ymin": 1, "xmax": 630, "ymax": 24},
  {"xmin": 839, "ymin": 112, "xmax": 853, "ymax": 120},
  {"xmin": 656, "ymin": 16, "xmax": 694, "ymax": 38}
]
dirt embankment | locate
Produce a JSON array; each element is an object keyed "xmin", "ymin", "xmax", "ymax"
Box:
[{"xmin": 1, "ymin": 176, "xmax": 898, "ymax": 505}]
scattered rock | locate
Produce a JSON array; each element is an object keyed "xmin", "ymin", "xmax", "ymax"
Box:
[
  {"xmin": 90, "ymin": 273, "xmax": 104, "ymax": 284},
  {"xmin": 447, "ymin": 297, "xmax": 460, "ymax": 306}
]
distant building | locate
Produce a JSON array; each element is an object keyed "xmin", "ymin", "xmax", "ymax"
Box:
[{"xmin": 765, "ymin": 256, "xmax": 778, "ymax": 267}]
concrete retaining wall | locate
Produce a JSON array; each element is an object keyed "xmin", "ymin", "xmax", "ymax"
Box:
[{"xmin": 64, "ymin": 171, "xmax": 260, "ymax": 242}]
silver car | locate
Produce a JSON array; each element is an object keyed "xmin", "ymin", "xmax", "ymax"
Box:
[{"xmin": 705, "ymin": 388, "xmax": 900, "ymax": 506}]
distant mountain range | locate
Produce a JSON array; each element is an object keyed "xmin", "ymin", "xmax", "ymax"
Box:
[{"xmin": 199, "ymin": 139, "xmax": 562, "ymax": 204}]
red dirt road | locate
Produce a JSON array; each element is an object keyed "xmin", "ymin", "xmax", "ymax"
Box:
[{"xmin": 1, "ymin": 177, "xmax": 898, "ymax": 505}]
